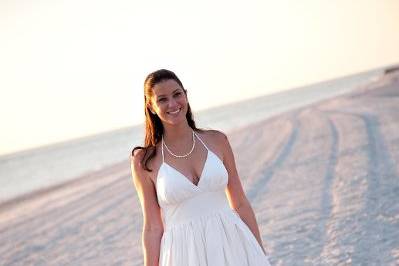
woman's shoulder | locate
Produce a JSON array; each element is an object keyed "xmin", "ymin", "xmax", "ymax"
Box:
[
  {"xmin": 197, "ymin": 129, "xmax": 228, "ymax": 143},
  {"xmin": 131, "ymin": 147, "xmax": 143, "ymax": 163},
  {"xmin": 131, "ymin": 145, "xmax": 162, "ymax": 170},
  {"xmin": 130, "ymin": 148, "xmax": 147, "ymax": 175},
  {"xmin": 196, "ymin": 129, "xmax": 230, "ymax": 158}
]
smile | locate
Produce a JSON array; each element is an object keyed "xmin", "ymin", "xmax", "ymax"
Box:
[{"xmin": 167, "ymin": 108, "xmax": 181, "ymax": 115}]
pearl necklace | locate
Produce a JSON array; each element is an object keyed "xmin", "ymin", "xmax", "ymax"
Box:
[{"xmin": 162, "ymin": 131, "xmax": 196, "ymax": 158}]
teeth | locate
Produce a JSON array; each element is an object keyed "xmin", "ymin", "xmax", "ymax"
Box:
[{"xmin": 168, "ymin": 109, "xmax": 180, "ymax": 114}]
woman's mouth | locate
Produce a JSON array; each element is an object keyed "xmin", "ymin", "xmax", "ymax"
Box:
[{"xmin": 167, "ymin": 108, "xmax": 181, "ymax": 115}]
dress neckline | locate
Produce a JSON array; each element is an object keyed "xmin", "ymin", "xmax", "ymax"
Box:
[
  {"xmin": 162, "ymin": 149, "xmax": 209, "ymax": 188},
  {"xmin": 155, "ymin": 148, "xmax": 226, "ymax": 191},
  {"xmin": 159, "ymin": 131, "xmax": 210, "ymax": 188}
]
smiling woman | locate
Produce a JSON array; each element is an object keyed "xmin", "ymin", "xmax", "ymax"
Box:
[
  {"xmin": 130, "ymin": 69, "xmax": 271, "ymax": 266},
  {"xmin": 148, "ymin": 80, "xmax": 189, "ymax": 126}
]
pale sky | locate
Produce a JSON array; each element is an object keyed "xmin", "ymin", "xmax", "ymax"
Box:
[{"xmin": 1, "ymin": 0, "xmax": 399, "ymax": 156}]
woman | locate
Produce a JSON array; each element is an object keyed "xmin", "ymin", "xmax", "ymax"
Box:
[{"xmin": 131, "ymin": 69, "xmax": 271, "ymax": 266}]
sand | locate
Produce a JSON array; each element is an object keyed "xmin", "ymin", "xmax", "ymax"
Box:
[{"xmin": 0, "ymin": 72, "xmax": 398, "ymax": 265}]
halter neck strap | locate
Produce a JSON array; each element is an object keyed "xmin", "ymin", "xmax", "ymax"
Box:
[
  {"xmin": 194, "ymin": 131, "xmax": 209, "ymax": 151},
  {"xmin": 161, "ymin": 137, "xmax": 165, "ymax": 163}
]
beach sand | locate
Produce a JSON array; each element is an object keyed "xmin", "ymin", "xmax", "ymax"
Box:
[{"xmin": 0, "ymin": 72, "xmax": 398, "ymax": 265}]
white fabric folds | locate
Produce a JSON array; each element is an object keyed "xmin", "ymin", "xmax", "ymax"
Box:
[{"xmin": 156, "ymin": 133, "xmax": 271, "ymax": 265}]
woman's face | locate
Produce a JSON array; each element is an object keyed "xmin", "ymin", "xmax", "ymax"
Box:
[{"xmin": 148, "ymin": 79, "xmax": 188, "ymax": 126}]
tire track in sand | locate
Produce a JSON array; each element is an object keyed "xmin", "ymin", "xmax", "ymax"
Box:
[
  {"xmin": 320, "ymin": 110, "xmax": 399, "ymax": 265},
  {"xmin": 253, "ymin": 108, "xmax": 339, "ymax": 265},
  {"xmin": 246, "ymin": 116, "xmax": 300, "ymax": 202},
  {"xmin": 349, "ymin": 112, "xmax": 399, "ymax": 265},
  {"xmin": 303, "ymin": 109, "xmax": 339, "ymax": 265}
]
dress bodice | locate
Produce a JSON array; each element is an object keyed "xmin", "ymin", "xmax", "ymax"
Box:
[
  {"xmin": 156, "ymin": 132, "xmax": 271, "ymax": 265},
  {"xmin": 155, "ymin": 132, "xmax": 230, "ymax": 229}
]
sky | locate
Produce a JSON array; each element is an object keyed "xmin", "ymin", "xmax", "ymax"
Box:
[{"xmin": 1, "ymin": 0, "xmax": 399, "ymax": 156}]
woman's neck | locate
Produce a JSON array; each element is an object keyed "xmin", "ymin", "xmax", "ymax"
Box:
[{"xmin": 163, "ymin": 122, "xmax": 193, "ymax": 144}]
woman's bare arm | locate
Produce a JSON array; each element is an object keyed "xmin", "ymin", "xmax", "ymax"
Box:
[
  {"xmin": 217, "ymin": 132, "xmax": 267, "ymax": 254},
  {"xmin": 131, "ymin": 150, "xmax": 164, "ymax": 266}
]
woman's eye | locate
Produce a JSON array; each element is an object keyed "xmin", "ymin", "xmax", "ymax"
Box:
[
  {"xmin": 174, "ymin": 92, "xmax": 182, "ymax": 97},
  {"xmin": 158, "ymin": 98, "xmax": 166, "ymax": 102}
]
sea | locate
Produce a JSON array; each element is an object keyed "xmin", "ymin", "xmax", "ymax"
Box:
[{"xmin": 0, "ymin": 67, "xmax": 385, "ymax": 204}]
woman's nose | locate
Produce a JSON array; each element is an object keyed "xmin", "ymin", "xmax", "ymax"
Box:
[{"xmin": 168, "ymin": 98, "xmax": 178, "ymax": 108}]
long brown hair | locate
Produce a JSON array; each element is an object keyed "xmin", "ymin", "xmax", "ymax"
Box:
[{"xmin": 132, "ymin": 69, "xmax": 201, "ymax": 171}]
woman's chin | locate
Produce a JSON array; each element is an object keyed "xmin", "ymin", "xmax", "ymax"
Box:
[{"xmin": 163, "ymin": 116, "xmax": 187, "ymax": 126}]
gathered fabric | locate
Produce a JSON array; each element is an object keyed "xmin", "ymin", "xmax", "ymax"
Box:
[{"xmin": 156, "ymin": 132, "xmax": 271, "ymax": 266}]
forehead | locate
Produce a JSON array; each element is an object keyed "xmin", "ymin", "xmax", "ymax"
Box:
[{"xmin": 152, "ymin": 79, "xmax": 183, "ymax": 96}]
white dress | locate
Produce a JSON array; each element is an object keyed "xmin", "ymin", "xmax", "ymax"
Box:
[{"xmin": 156, "ymin": 132, "xmax": 271, "ymax": 266}]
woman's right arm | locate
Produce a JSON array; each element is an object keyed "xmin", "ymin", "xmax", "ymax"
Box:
[{"xmin": 131, "ymin": 150, "xmax": 164, "ymax": 266}]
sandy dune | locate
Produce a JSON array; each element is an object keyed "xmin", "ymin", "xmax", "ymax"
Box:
[{"xmin": 1, "ymin": 73, "xmax": 398, "ymax": 265}]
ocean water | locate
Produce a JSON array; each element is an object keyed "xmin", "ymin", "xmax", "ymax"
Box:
[{"xmin": 0, "ymin": 68, "xmax": 384, "ymax": 203}]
